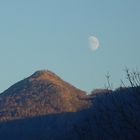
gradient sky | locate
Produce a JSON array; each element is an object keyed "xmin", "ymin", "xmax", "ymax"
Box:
[{"xmin": 0, "ymin": 0, "xmax": 140, "ymax": 93}]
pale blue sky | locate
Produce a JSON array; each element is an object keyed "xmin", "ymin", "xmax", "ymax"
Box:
[{"xmin": 0, "ymin": 0, "xmax": 140, "ymax": 93}]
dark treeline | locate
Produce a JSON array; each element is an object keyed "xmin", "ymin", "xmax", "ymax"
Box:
[{"xmin": 74, "ymin": 86, "xmax": 140, "ymax": 140}]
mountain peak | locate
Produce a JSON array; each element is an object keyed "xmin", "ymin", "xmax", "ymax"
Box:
[
  {"xmin": 0, "ymin": 70, "xmax": 91, "ymax": 121},
  {"xmin": 29, "ymin": 70, "xmax": 60, "ymax": 81}
]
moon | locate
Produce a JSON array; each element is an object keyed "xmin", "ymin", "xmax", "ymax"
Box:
[{"xmin": 88, "ymin": 36, "xmax": 100, "ymax": 51}]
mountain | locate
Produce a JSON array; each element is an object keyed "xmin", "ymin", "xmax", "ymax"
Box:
[
  {"xmin": 0, "ymin": 70, "xmax": 91, "ymax": 122},
  {"xmin": 0, "ymin": 70, "xmax": 140, "ymax": 140}
]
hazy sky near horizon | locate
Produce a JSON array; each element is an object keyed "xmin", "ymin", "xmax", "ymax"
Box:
[{"xmin": 0, "ymin": 0, "xmax": 140, "ymax": 93}]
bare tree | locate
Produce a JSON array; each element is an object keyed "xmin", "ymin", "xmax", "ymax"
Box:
[
  {"xmin": 105, "ymin": 72, "xmax": 113, "ymax": 91},
  {"xmin": 125, "ymin": 67, "xmax": 140, "ymax": 87}
]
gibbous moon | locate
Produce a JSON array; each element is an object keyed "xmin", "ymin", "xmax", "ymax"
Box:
[{"xmin": 88, "ymin": 36, "xmax": 100, "ymax": 51}]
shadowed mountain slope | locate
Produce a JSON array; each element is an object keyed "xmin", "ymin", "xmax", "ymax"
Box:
[{"xmin": 74, "ymin": 87, "xmax": 140, "ymax": 140}]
